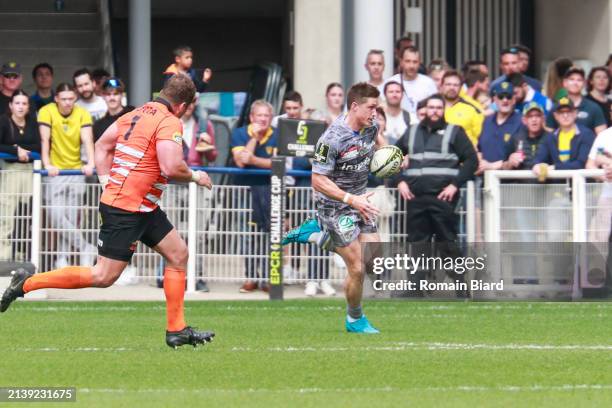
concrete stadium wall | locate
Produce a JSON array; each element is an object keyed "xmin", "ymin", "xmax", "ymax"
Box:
[
  {"xmin": 535, "ymin": 0, "xmax": 611, "ymax": 78},
  {"xmin": 293, "ymin": 0, "xmax": 343, "ymax": 112}
]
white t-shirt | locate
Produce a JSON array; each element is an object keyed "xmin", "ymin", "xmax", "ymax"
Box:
[
  {"xmin": 181, "ymin": 116, "xmax": 196, "ymax": 149},
  {"xmin": 384, "ymin": 73, "xmax": 437, "ymax": 114},
  {"xmin": 384, "ymin": 110, "xmax": 409, "ymax": 146},
  {"xmin": 588, "ymin": 128, "xmax": 612, "ymax": 198},
  {"xmin": 271, "ymin": 113, "xmax": 288, "ymax": 128},
  {"xmin": 76, "ymin": 96, "xmax": 107, "ymax": 121}
]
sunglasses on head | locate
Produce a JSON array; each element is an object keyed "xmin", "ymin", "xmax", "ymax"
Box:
[{"xmin": 103, "ymin": 78, "xmax": 123, "ymax": 89}]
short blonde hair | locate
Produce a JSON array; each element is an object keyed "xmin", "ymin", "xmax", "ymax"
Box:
[{"xmin": 250, "ymin": 99, "xmax": 273, "ymax": 115}]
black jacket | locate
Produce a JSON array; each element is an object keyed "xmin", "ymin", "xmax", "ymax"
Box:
[
  {"xmin": 394, "ymin": 120, "xmax": 478, "ymax": 196},
  {"xmin": 0, "ymin": 114, "xmax": 41, "ymax": 162}
]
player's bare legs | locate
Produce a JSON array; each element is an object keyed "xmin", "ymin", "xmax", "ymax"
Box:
[
  {"xmin": 90, "ymin": 257, "xmax": 129, "ymax": 287},
  {"xmin": 153, "ymin": 228, "xmax": 215, "ymax": 348},
  {"xmin": 335, "ymin": 231, "xmax": 380, "ymax": 334},
  {"xmin": 0, "ymin": 256, "xmax": 128, "ymax": 312},
  {"xmin": 335, "ymin": 240, "xmax": 364, "ymax": 311}
]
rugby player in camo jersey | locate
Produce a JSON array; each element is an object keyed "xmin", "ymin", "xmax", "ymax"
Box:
[{"xmin": 283, "ymin": 82, "xmax": 383, "ymax": 334}]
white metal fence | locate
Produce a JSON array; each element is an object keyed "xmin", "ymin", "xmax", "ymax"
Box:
[
  {"xmin": 482, "ymin": 170, "xmax": 610, "ymax": 297},
  {"xmin": 1, "ymin": 163, "xmax": 609, "ymax": 293}
]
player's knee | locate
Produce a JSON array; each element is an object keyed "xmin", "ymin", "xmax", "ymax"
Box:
[
  {"xmin": 165, "ymin": 245, "xmax": 189, "ymax": 267},
  {"xmin": 92, "ymin": 268, "xmax": 119, "ymax": 288}
]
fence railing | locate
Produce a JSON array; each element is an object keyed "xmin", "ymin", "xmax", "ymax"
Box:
[
  {"xmin": 1, "ymin": 158, "xmax": 608, "ymax": 294},
  {"xmin": 482, "ymin": 170, "xmax": 610, "ymax": 297}
]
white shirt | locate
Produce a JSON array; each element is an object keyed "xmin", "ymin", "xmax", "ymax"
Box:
[
  {"xmin": 384, "ymin": 110, "xmax": 409, "ymax": 145},
  {"xmin": 76, "ymin": 96, "xmax": 107, "ymax": 121},
  {"xmin": 271, "ymin": 113, "xmax": 288, "ymax": 128},
  {"xmin": 589, "ymin": 128, "xmax": 612, "ymax": 198},
  {"xmin": 384, "ymin": 73, "xmax": 437, "ymax": 114},
  {"xmin": 181, "ymin": 116, "xmax": 196, "ymax": 149}
]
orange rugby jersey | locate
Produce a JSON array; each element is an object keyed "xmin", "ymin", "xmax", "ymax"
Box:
[{"xmin": 101, "ymin": 98, "xmax": 183, "ymax": 212}]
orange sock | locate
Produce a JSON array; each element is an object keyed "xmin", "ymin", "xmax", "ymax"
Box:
[
  {"xmin": 164, "ymin": 266, "xmax": 186, "ymax": 332},
  {"xmin": 23, "ymin": 266, "xmax": 93, "ymax": 293}
]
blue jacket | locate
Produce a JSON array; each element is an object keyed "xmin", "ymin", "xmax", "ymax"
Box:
[{"xmin": 533, "ymin": 125, "xmax": 595, "ymax": 169}]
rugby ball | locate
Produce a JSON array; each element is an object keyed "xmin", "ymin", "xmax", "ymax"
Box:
[{"xmin": 370, "ymin": 145, "xmax": 403, "ymax": 178}]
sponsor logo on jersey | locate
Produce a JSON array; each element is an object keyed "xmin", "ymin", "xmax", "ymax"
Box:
[
  {"xmin": 339, "ymin": 157, "xmax": 371, "ymax": 171},
  {"xmin": 314, "ymin": 143, "xmax": 330, "ymax": 163},
  {"xmin": 172, "ymin": 132, "xmax": 183, "ymax": 144},
  {"xmin": 340, "ymin": 145, "xmax": 360, "ymax": 160}
]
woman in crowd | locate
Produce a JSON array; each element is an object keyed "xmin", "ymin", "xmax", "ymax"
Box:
[
  {"xmin": 0, "ymin": 90, "xmax": 40, "ymax": 261},
  {"xmin": 181, "ymin": 100, "xmax": 218, "ymax": 166},
  {"xmin": 311, "ymin": 82, "xmax": 344, "ymax": 125},
  {"xmin": 586, "ymin": 66, "xmax": 612, "ymax": 127},
  {"xmin": 543, "ymin": 57, "xmax": 573, "ymax": 99}
]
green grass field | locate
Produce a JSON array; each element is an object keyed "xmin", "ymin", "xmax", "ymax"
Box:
[{"xmin": 1, "ymin": 300, "xmax": 611, "ymax": 407}]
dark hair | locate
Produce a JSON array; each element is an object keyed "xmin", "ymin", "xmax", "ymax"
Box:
[
  {"xmin": 55, "ymin": 82, "xmax": 76, "ymax": 94},
  {"xmin": 400, "ymin": 45, "xmax": 420, "ymax": 60},
  {"xmin": 283, "ymin": 90, "xmax": 303, "ymax": 105},
  {"xmin": 394, "ymin": 36, "xmax": 412, "ymax": 50},
  {"xmin": 92, "ymin": 68, "xmax": 110, "ymax": 81},
  {"xmin": 173, "ymin": 45, "xmax": 192, "ymax": 58},
  {"xmin": 375, "ymin": 106, "xmax": 386, "ymax": 121},
  {"xmin": 507, "ymin": 72, "xmax": 526, "ymax": 87},
  {"xmin": 159, "ymin": 74, "xmax": 196, "ymax": 105},
  {"xmin": 500, "ymin": 47, "xmax": 520, "ymax": 57},
  {"xmin": 72, "ymin": 68, "xmax": 92, "ymax": 83},
  {"xmin": 461, "ymin": 60, "xmax": 486, "ymax": 75},
  {"xmin": 347, "ymin": 82, "xmax": 379, "ymax": 106},
  {"xmin": 555, "ymin": 58, "xmax": 574, "ymax": 77},
  {"xmin": 441, "ymin": 69, "xmax": 462, "ymax": 85},
  {"xmin": 10, "ymin": 89, "xmax": 28, "ymax": 102},
  {"xmin": 510, "ymin": 44, "xmax": 532, "ymax": 56},
  {"xmin": 464, "ymin": 69, "xmax": 487, "ymax": 87},
  {"xmin": 325, "ymin": 82, "xmax": 343, "ymax": 96},
  {"xmin": 425, "ymin": 93, "xmax": 445, "ymax": 105},
  {"xmin": 383, "ymin": 80, "xmax": 402, "ymax": 95},
  {"xmin": 606, "ymin": 54, "xmax": 612, "ymax": 67},
  {"xmin": 586, "ymin": 66, "xmax": 612, "ymax": 93},
  {"xmin": 417, "ymin": 99, "xmax": 428, "ymax": 110},
  {"xmin": 32, "ymin": 63, "xmax": 53, "ymax": 79}
]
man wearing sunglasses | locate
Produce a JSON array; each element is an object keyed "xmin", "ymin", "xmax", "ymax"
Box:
[
  {"xmin": 0, "ymin": 62, "xmax": 23, "ymax": 115},
  {"xmin": 93, "ymin": 78, "xmax": 134, "ymax": 143},
  {"xmin": 477, "ymin": 81, "xmax": 523, "ymax": 174}
]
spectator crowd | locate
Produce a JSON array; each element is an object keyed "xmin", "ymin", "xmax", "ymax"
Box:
[{"xmin": 1, "ymin": 39, "xmax": 611, "ymax": 296}]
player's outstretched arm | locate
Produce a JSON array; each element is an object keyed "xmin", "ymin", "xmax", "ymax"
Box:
[
  {"xmin": 312, "ymin": 173, "xmax": 379, "ymax": 222},
  {"xmin": 95, "ymin": 122, "xmax": 119, "ymax": 186},
  {"xmin": 157, "ymin": 140, "xmax": 212, "ymax": 189}
]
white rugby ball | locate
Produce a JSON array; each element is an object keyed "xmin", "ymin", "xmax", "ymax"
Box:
[{"xmin": 370, "ymin": 145, "xmax": 403, "ymax": 178}]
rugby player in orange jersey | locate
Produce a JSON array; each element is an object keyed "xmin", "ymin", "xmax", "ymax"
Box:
[{"xmin": 1, "ymin": 74, "xmax": 215, "ymax": 349}]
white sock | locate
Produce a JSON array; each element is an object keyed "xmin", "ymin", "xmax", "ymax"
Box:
[{"xmin": 308, "ymin": 232, "xmax": 321, "ymax": 244}]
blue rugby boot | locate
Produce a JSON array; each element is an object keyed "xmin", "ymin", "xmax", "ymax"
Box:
[
  {"xmin": 345, "ymin": 315, "xmax": 380, "ymax": 334},
  {"xmin": 282, "ymin": 217, "xmax": 324, "ymax": 246}
]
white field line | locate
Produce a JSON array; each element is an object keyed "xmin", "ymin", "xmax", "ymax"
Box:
[
  {"xmin": 77, "ymin": 384, "xmax": 612, "ymax": 394},
  {"xmin": 11, "ymin": 342, "xmax": 612, "ymax": 353},
  {"xmin": 14, "ymin": 303, "xmax": 612, "ymax": 313},
  {"xmin": 230, "ymin": 342, "xmax": 612, "ymax": 352}
]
